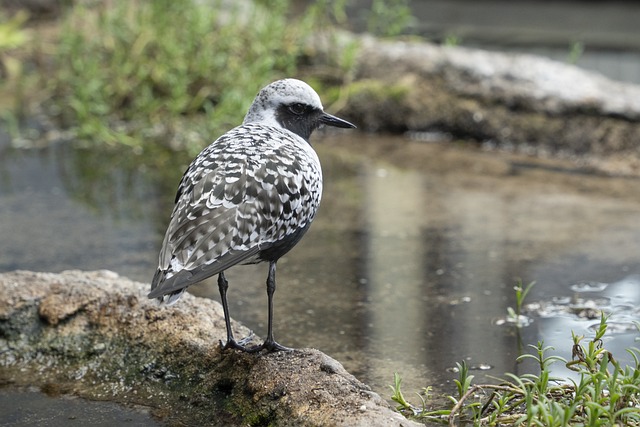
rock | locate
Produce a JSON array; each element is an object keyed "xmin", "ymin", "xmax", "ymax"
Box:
[
  {"xmin": 312, "ymin": 32, "xmax": 640, "ymax": 175},
  {"xmin": 0, "ymin": 270, "xmax": 419, "ymax": 427}
]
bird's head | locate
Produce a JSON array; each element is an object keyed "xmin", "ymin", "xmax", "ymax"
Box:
[{"xmin": 243, "ymin": 78, "xmax": 355, "ymax": 141}]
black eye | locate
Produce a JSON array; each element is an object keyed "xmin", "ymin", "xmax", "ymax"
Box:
[{"xmin": 288, "ymin": 103, "xmax": 306, "ymax": 115}]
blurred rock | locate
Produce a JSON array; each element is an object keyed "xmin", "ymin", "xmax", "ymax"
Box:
[{"xmin": 313, "ymin": 32, "xmax": 640, "ymax": 175}]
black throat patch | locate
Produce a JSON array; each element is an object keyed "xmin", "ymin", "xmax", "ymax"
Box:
[{"xmin": 275, "ymin": 104, "xmax": 323, "ymax": 142}]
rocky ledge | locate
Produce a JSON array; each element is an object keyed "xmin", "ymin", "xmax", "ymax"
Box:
[
  {"xmin": 0, "ymin": 270, "xmax": 419, "ymax": 427},
  {"xmin": 311, "ymin": 32, "xmax": 640, "ymax": 175}
]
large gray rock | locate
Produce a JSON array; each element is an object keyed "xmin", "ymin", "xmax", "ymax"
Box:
[
  {"xmin": 314, "ymin": 32, "xmax": 640, "ymax": 175},
  {"xmin": 0, "ymin": 270, "xmax": 419, "ymax": 427}
]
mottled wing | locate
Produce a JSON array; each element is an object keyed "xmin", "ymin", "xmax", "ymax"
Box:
[{"xmin": 148, "ymin": 124, "xmax": 322, "ymax": 299}]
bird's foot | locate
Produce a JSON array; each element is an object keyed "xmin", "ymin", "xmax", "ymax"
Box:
[
  {"xmin": 219, "ymin": 333, "xmax": 255, "ymax": 352},
  {"xmin": 219, "ymin": 339, "xmax": 246, "ymax": 351},
  {"xmin": 245, "ymin": 339, "xmax": 293, "ymax": 353}
]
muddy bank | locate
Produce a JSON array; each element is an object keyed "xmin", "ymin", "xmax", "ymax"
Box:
[
  {"xmin": 311, "ymin": 32, "xmax": 640, "ymax": 175},
  {"xmin": 0, "ymin": 270, "xmax": 418, "ymax": 427}
]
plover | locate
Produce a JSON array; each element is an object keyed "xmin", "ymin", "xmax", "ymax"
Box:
[{"xmin": 148, "ymin": 78, "xmax": 355, "ymax": 352}]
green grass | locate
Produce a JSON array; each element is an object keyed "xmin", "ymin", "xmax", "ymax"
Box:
[
  {"xmin": 0, "ymin": 10, "xmax": 31, "ymax": 118},
  {"xmin": 42, "ymin": 0, "xmax": 418, "ymax": 150},
  {"xmin": 366, "ymin": 0, "xmax": 413, "ymax": 37},
  {"xmin": 47, "ymin": 0, "xmax": 309, "ymax": 154},
  {"xmin": 506, "ymin": 280, "xmax": 536, "ymax": 328},
  {"xmin": 6, "ymin": 0, "xmax": 417, "ymax": 155},
  {"xmin": 391, "ymin": 312, "xmax": 640, "ymax": 425}
]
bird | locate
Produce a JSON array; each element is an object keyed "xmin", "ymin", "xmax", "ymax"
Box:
[{"xmin": 148, "ymin": 78, "xmax": 356, "ymax": 352}]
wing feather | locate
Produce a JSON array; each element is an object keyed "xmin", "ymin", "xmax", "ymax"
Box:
[{"xmin": 149, "ymin": 124, "xmax": 322, "ymax": 300}]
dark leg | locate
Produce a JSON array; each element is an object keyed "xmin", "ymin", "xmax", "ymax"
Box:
[
  {"xmin": 247, "ymin": 261, "xmax": 292, "ymax": 352},
  {"xmin": 218, "ymin": 272, "xmax": 249, "ymax": 351}
]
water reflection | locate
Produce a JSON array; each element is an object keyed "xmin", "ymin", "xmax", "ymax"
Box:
[
  {"xmin": 1, "ymin": 132, "xmax": 640, "ymax": 404},
  {"xmin": 192, "ymin": 134, "xmax": 640, "ymax": 395},
  {"xmin": 536, "ymin": 275, "xmax": 640, "ymax": 381},
  {"xmin": 0, "ymin": 387, "xmax": 159, "ymax": 427}
]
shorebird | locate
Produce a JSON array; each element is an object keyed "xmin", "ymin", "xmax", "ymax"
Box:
[{"xmin": 148, "ymin": 78, "xmax": 355, "ymax": 352}]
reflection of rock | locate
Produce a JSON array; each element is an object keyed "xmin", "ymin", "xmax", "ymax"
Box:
[
  {"xmin": 0, "ymin": 270, "xmax": 417, "ymax": 427},
  {"xmin": 314, "ymin": 32, "xmax": 640, "ymax": 174}
]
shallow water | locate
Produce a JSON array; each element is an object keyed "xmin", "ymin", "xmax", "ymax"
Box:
[
  {"xmin": 348, "ymin": 0, "xmax": 640, "ymax": 84},
  {"xmin": 0, "ymin": 387, "xmax": 159, "ymax": 427},
  {"xmin": 1, "ymin": 128, "xmax": 640, "ymax": 422},
  {"xmin": 1, "ymin": 1, "xmax": 638, "ymax": 423}
]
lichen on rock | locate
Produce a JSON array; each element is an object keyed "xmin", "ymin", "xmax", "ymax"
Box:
[{"xmin": 0, "ymin": 270, "xmax": 418, "ymax": 426}]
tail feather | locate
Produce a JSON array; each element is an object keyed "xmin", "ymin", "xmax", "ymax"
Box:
[{"xmin": 148, "ymin": 268, "xmax": 187, "ymax": 305}]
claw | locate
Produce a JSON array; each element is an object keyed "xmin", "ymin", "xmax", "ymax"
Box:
[
  {"xmin": 219, "ymin": 338, "xmax": 248, "ymax": 351},
  {"xmin": 220, "ymin": 332, "xmax": 257, "ymax": 352},
  {"xmin": 245, "ymin": 339, "xmax": 293, "ymax": 353}
]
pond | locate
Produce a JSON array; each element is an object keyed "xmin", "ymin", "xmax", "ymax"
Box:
[
  {"xmin": 0, "ymin": 387, "xmax": 157, "ymax": 427},
  {"xmin": 1, "ymin": 127, "xmax": 640, "ymax": 423}
]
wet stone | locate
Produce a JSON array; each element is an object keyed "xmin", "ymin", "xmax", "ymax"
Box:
[{"xmin": 0, "ymin": 270, "xmax": 419, "ymax": 427}]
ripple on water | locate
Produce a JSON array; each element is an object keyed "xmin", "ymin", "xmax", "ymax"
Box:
[
  {"xmin": 589, "ymin": 321, "xmax": 638, "ymax": 334},
  {"xmin": 570, "ymin": 281, "xmax": 609, "ymax": 292}
]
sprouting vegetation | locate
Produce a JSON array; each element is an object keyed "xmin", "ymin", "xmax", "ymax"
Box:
[
  {"xmin": 391, "ymin": 300, "xmax": 640, "ymax": 425},
  {"xmin": 567, "ymin": 41, "xmax": 585, "ymax": 65},
  {"xmin": 0, "ymin": 10, "xmax": 31, "ymax": 121},
  {"xmin": 47, "ymin": 0, "xmax": 310, "ymax": 153},
  {"xmin": 366, "ymin": 0, "xmax": 413, "ymax": 37},
  {"xmin": 506, "ymin": 280, "xmax": 535, "ymax": 328},
  {"xmin": 443, "ymin": 34, "xmax": 463, "ymax": 47},
  {"xmin": 0, "ymin": 2, "xmax": 310, "ymax": 152},
  {"xmin": 3, "ymin": 0, "xmax": 419, "ymax": 154},
  {"xmin": 0, "ymin": 10, "xmax": 29, "ymax": 55}
]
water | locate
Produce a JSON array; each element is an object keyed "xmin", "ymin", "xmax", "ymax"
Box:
[
  {"xmin": 346, "ymin": 0, "xmax": 640, "ymax": 85},
  {"xmin": 3, "ymin": 3, "xmax": 640, "ymax": 421},
  {"xmin": 2, "ymin": 128, "xmax": 640, "ymax": 422},
  {"xmin": 0, "ymin": 387, "xmax": 159, "ymax": 427}
]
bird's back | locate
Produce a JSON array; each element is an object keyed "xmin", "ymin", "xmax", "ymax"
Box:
[{"xmin": 148, "ymin": 123, "xmax": 322, "ymax": 301}]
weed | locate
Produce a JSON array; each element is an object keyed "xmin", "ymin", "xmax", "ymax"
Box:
[
  {"xmin": 366, "ymin": 0, "xmax": 413, "ymax": 37},
  {"xmin": 567, "ymin": 41, "xmax": 584, "ymax": 65},
  {"xmin": 0, "ymin": 10, "xmax": 31, "ymax": 118},
  {"xmin": 391, "ymin": 315, "xmax": 640, "ymax": 426},
  {"xmin": 390, "ymin": 372, "xmax": 415, "ymax": 413},
  {"xmin": 46, "ymin": 0, "xmax": 311, "ymax": 153},
  {"xmin": 443, "ymin": 34, "xmax": 462, "ymax": 47},
  {"xmin": 0, "ymin": 10, "xmax": 29, "ymax": 51},
  {"xmin": 8, "ymin": 0, "xmax": 415, "ymax": 153},
  {"xmin": 505, "ymin": 280, "xmax": 535, "ymax": 328}
]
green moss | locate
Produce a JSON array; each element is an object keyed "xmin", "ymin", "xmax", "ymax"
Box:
[{"xmin": 343, "ymin": 79, "xmax": 410, "ymax": 103}]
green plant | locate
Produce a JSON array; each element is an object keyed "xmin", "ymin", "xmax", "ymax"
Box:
[
  {"xmin": 0, "ymin": 10, "xmax": 30, "ymax": 118},
  {"xmin": 443, "ymin": 34, "xmax": 462, "ymax": 46},
  {"xmin": 391, "ymin": 316, "xmax": 640, "ymax": 426},
  {"xmin": 567, "ymin": 41, "xmax": 584, "ymax": 64},
  {"xmin": 0, "ymin": 11, "xmax": 29, "ymax": 52},
  {"xmin": 47, "ymin": 0, "xmax": 311, "ymax": 153},
  {"xmin": 301, "ymin": 0, "xmax": 350, "ymax": 29},
  {"xmin": 506, "ymin": 280, "xmax": 535, "ymax": 328},
  {"xmin": 366, "ymin": 0, "xmax": 413, "ymax": 37},
  {"xmin": 566, "ymin": 313, "xmax": 616, "ymax": 374},
  {"xmin": 452, "ymin": 361, "xmax": 474, "ymax": 402},
  {"xmin": 389, "ymin": 372, "xmax": 414, "ymax": 413}
]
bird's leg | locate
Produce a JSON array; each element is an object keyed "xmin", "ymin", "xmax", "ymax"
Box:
[
  {"xmin": 247, "ymin": 261, "xmax": 292, "ymax": 353},
  {"xmin": 217, "ymin": 272, "xmax": 249, "ymax": 351}
]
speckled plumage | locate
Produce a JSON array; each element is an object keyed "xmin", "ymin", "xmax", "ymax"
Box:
[
  {"xmin": 150, "ymin": 123, "xmax": 322, "ymax": 300},
  {"xmin": 148, "ymin": 79, "xmax": 355, "ymax": 352}
]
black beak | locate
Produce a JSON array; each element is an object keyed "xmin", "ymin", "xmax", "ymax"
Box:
[{"xmin": 319, "ymin": 112, "xmax": 356, "ymax": 129}]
